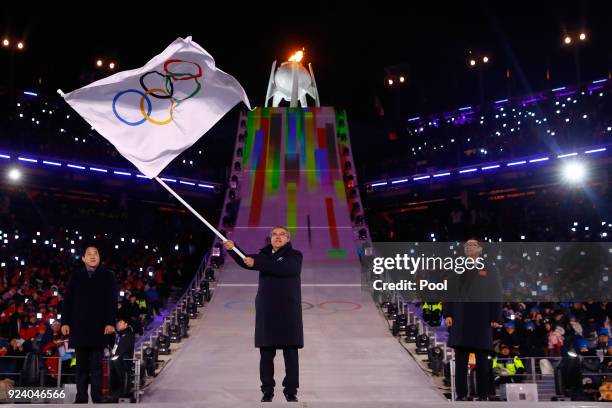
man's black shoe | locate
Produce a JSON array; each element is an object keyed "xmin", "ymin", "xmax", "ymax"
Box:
[
  {"xmin": 284, "ymin": 392, "xmax": 298, "ymax": 402},
  {"xmin": 261, "ymin": 392, "xmax": 274, "ymax": 402}
]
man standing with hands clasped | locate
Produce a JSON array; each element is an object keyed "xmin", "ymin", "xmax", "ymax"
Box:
[
  {"xmin": 443, "ymin": 238, "xmax": 502, "ymax": 401},
  {"xmin": 61, "ymin": 246, "xmax": 118, "ymax": 404},
  {"xmin": 224, "ymin": 225, "xmax": 303, "ymax": 403}
]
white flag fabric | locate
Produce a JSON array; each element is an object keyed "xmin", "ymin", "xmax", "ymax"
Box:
[{"xmin": 63, "ymin": 36, "xmax": 251, "ymax": 178}]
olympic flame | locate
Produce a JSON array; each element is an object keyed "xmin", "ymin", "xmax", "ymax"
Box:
[{"xmin": 288, "ymin": 49, "xmax": 304, "ymax": 63}]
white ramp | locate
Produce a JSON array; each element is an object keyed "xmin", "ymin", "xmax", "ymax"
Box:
[{"xmin": 143, "ymin": 263, "xmax": 445, "ymax": 404}]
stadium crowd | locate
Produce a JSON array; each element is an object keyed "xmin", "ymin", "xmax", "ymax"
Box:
[{"xmin": 364, "ymin": 81, "xmax": 611, "ymax": 179}]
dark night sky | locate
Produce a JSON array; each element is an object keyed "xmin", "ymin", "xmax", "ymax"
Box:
[{"xmin": 2, "ymin": 2, "xmax": 612, "ymax": 122}]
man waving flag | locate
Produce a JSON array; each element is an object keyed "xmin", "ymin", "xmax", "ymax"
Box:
[{"xmin": 62, "ymin": 36, "xmax": 251, "ymax": 178}]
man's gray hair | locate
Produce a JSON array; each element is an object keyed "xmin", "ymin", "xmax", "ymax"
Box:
[{"xmin": 270, "ymin": 225, "xmax": 291, "ymax": 239}]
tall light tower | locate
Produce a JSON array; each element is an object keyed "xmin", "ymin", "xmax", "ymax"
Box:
[{"xmin": 265, "ymin": 49, "xmax": 320, "ymax": 108}]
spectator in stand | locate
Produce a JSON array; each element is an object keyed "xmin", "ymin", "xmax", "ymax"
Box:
[
  {"xmin": 578, "ymin": 338, "xmax": 604, "ymax": 400},
  {"xmin": 542, "ymin": 305, "xmax": 555, "ymax": 321},
  {"xmin": 109, "ymin": 316, "xmax": 135, "ymax": 400},
  {"xmin": 492, "ymin": 344, "xmax": 525, "ymax": 385},
  {"xmin": 519, "ymin": 321, "xmax": 547, "ymax": 357},
  {"xmin": 5, "ymin": 338, "xmax": 27, "ymax": 381},
  {"xmin": 568, "ymin": 314, "xmax": 584, "ymax": 338},
  {"xmin": 601, "ymin": 341, "xmax": 612, "ymax": 375},
  {"xmin": 19, "ymin": 313, "xmax": 43, "ymax": 342},
  {"xmin": 3, "ymin": 302, "xmax": 24, "ymax": 340},
  {"xmin": 571, "ymin": 302, "xmax": 588, "ymax": 323},
  {"xmin": 548, "ymin": 325, "xmax": 565, "ymax": 357},
  {"xmin": 144, "ymin": 283, "xmax": 161, "ymax": 317},
  {"xmin": 497, "ymin": 321, "xmax": 521, "ymax": 353},
  {"xmin": 596, "ymin": 329, "xmax": 610, "ymax": 353},
  {"xmin": 30, "ymin": 322, "xmax": 49, "ymax": 353},
  {"xmin": 120, "ymin": 294, "xmax": 144, "ymax": 336},
  {"xmin": 512, "ymin": 310, "xmax": 526, "ymax": 332},
  {"xmin": 585, "ymin": 300, "xmax": 606, "ymax": 326}
]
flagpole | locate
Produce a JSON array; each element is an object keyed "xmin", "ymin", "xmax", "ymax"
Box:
[{"xmin": 155, "ymin": 177, "xmax": 246, "ymax": 259}]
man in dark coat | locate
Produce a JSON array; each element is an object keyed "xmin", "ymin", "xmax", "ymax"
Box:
[
  {"xmin": 109, "ymin": 316, "xmax": 135, "ymax": 399},
  {"xmin": 61, "ymin": 246, "xmax": 117, "ymax": 403},
  {"xmin": 443, "ymin": 239, "xmax": 502, "ymax": 401},
  {"xmin": 224, "ymin": 225, "xmax": 303, "ymax": 403}
]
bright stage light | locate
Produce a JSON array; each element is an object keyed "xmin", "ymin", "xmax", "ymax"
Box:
[
  {"xmin": 579, "ymin": 33, "xmax": 586, "ymax": 41},
  {"xmin": 96, "ymin": 59, "xmax": 103, "ymax": 67},
  {"xmin": 8, "ymin": 168, "xmax": 21, "ymax": 181},
  {"xmin": 2, "ymin": 39, "xmax": 9, "ymax": 47},
  {"xmin": 561, "ymin": 161, "xmax": 586, "ymax": 183},
  {"xmin": 469, "ymin": 59, "xmax": 476, "ymax": 66},
  {"xmin": 564, "ymin": 36, "xmax": 572, "ymax": 44}
]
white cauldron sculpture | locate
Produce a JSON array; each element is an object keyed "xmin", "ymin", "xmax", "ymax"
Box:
[{"xmin": 265, "ymin": 50, "xmax": 320, "ymax": 108}]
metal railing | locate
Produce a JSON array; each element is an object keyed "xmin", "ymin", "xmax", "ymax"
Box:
[
  {"xmin": 132, "ymin": 249, "xmax": 214, "ymax": 367},
  {"xmin": 448, "ymin": 355, "xmax": 612, "ymax": 401}
]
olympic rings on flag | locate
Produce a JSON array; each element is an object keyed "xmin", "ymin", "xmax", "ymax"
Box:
[
  {"xmin": 164, "ymin": 73, "xmax": 202, "ymax": 104},
  {"xmin": 139, "ymin": 71, "xmax": 173, "ymax": 100},
  {"xmin": 112, "ymin": 59, "xmax": 203, "ymax": 126},
  {"xmin": 140, "ymin": 88, "xmax": 174, "ymax": 126},
  {"xmin": 164, "ymin": 59, "xmax": 202, "ymax": 81},
  {"xmin": 113, "ymin": 89, "xmax": 152, "ymax": 127}
]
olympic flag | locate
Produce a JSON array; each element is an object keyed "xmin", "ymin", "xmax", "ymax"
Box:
[{"xmin": 62, "ymin": 36, "xmax": 251, "ymax": 178}]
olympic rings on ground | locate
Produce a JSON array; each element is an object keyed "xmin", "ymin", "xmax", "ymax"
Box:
[
  {"xmin": 223, "ymin": 300, "xmax": 255, "ymax": 311},
  {"xmin": 222, "ymin": 300, "xmax": 359, "ymax": 313},
  {"xmin": 318, "ymin": 301, "xmax": 362, "ymax": 312},
  {"xmin": 112, "ymin": 59, "xmax": 203, "ymax": 126},
  {"xmin": 224, "ymin": 301, "xmax": 315, "ymax": 311}
]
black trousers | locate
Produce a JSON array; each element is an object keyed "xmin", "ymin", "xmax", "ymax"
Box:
[
  {"xmin": 259, "ymin": 347, "xmax": 299, "ymax": 394},
  {"xmin": 75, "ymin": 347, "xmax": 104, "ymax": 403},
  {"xmin": 110, "ymin": 359, "xmax": 130, "ymax": 397},
  {"xmin": 454, "ymin": 348, "xmax": 491, "ymax": 399}
]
